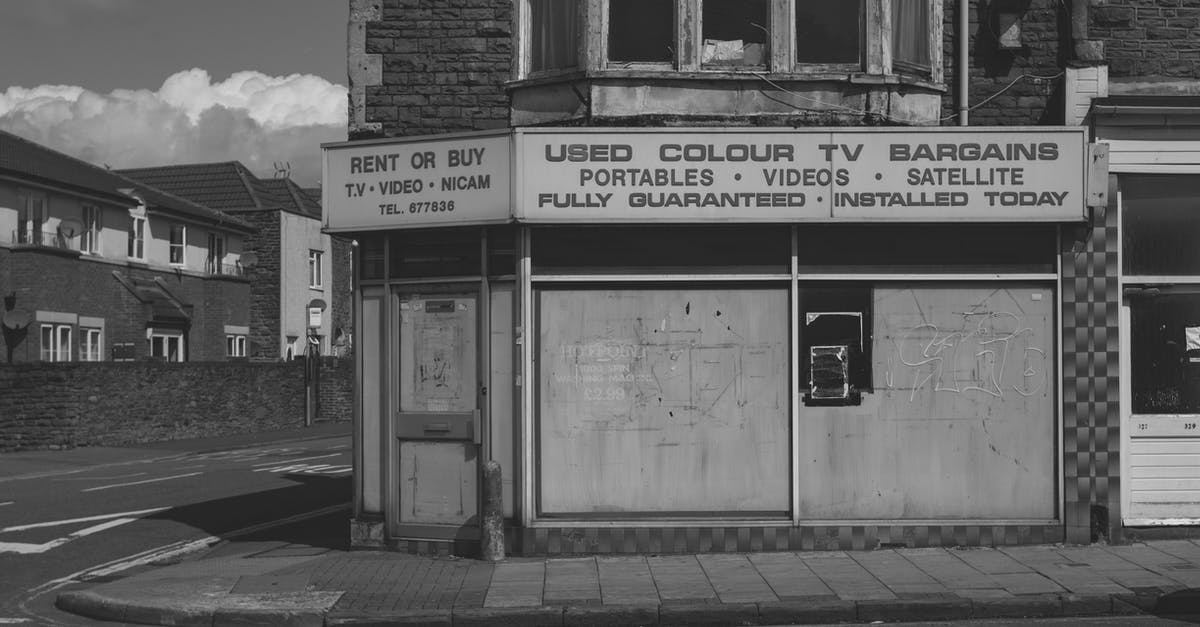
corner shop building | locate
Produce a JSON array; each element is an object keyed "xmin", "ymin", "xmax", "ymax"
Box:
[{"xmin": 323, "ymin": 125, "xmax": 1110, "ymax": 556}]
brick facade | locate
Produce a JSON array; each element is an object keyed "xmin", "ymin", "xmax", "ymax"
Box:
[
  {"xmin": 0, "ymin": 357, "xmax": 352, "ymax": 452},
  {"xmin": 239, "ymin": 211, "xmax": 283, "ymax": 361},
  {"xmin": 1092, "ymin": 1, "xmax": 1200, "ymax": 80},
  {"xmin": 1, "ymin": 246, "xmax": 250, "ymax": 363},
  {"xmin": 357, "ymin": 0, "xmax": 512, "ymax": 140}
]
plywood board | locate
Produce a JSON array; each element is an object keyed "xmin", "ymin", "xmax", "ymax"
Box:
[
  {"xmin": 796, "ymin": 284, "xmax": 1056, "ymax": 520},
  {"xmin": 399, "ymin": 440, "xmax": 478, "ymax": 525},
  {"xmin": 537, "ymin": 287, "xmax": 789, "ymax": 514},
  {"xmin": 399, "ymin": 295, "xmax": 476, "ymax": 413}
]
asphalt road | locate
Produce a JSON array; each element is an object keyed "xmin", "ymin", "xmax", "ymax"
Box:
[{"xmin": 0, "ymin": 424, "xmax": 352, "ymax": 625}]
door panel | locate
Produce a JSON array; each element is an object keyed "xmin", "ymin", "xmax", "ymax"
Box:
[{"xmin": 396, "ymin": 290, "xmax": 480, "ymax": 536}]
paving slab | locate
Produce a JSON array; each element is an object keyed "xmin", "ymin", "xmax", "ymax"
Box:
[
  {"xmin": 800, "ymin": 552, "xmax": 896, "ymax": 600},
  {"xmin": 747, "ymin": 552, "xmax": 835, "ymax": 599},
  {"xmin": 697, "ymin": 553, "xmax": 778, "ymax": 603},
  {"xmin": 596, "ymin": 556, "xmax": 659, "ymax": 605},
  {"xmin": 647, "ymin": 555, "xmax": 717, "ymax": 603}
]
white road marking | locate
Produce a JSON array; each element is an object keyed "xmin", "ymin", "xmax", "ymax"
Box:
[
  {"xmin": 52, "ymin": 472, "xmax": 147, "ymax": 482},
  {"xmin": 0, "ymin": 618, "xmax": 31, "ymax": 623},
  {"xmin": 0, "ymin": 502, "xmax": 13, "ymax": 507},
  {"xmin": 251, "ymin": 452, "xmax": 341, "ymax": 466},
  {"xmin": 0, "ymin": 517, "xmax": 137, "ymax": 555},
  {"xmin": 2, "ymin": 507, "xmax": 169, "ymax": 533},
  {"xmin": 27, "ymin": 502, "xmax": 349, "ymax": 596},
  {"xmin": 174, "ymin": 464, "xmax": 207, "ymax": 470},
  {"xmin": 81, "ymin": 472, "xmax": 202, "ymax": 493},
  {"xmin": 253, "ymin": 463, "xmax": 352, "ymax": 475}
]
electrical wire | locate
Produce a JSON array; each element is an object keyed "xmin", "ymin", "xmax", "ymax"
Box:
[{"xmin": 750, "ymin": 70, "xmax": 1066, "ymax": 125}]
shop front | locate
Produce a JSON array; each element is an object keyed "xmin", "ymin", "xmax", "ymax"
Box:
[{"xmin": 323, "ymin": 126, "xmax": 1096, "ymax": 555}]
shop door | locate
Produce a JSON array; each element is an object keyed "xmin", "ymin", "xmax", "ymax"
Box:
[
  {"xmin": 396, "ymin": 289, "xmax": 480, "ymax": 540},
  {"xmin": 1123, "ymin": 293, "xmax": 1200, "ymax": 524}
]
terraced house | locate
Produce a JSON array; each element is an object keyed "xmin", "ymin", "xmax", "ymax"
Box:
[
  {"xmin": 325, "ymin": 0, "xmax": 1200, "ymax": 556},
  {"xmin": 118, "ymin": 162, "xmax": 350, "ymax": 362},
  {"xmin": 0, "ymin": 130, "xmax": 254, "ymax": 364}
]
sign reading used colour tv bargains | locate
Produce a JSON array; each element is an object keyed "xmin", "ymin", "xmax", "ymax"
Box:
[
  {"xmin": 322, "ymin": 131, "xmax": 511, "ymax": 231},
  {"xmin": 513, "ymin": 127, "xmax": 1087, "ymax": 222}
]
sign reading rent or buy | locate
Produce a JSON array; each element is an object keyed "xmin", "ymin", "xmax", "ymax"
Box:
[
  {"xmin": 322, "ymin": 131, "xmax": 511, "ymax": 231},
  {"xmin": 512, "ymin": 127, "xmax": 1087, "ymax": 222}
]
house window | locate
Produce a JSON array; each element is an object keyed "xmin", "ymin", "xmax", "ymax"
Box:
[
  {"xmin": 150, "ymin": 331, "xmax": 185, "ymax": 362},
  {"xmin": 309, "ymin": 250, "xmax": 324, "ymax": 288},
  {"xmin": 81, "ymin": 206, "xmax": 101, "ymax": 254},
  {"xmin": 169, "ymin": 224, "xmax": 186, "ymax": 265},
  {"xmin": 609, "ymin": 0, "xmax": 673, "ymax": 64},
  {"xmin": 128, "ymin": 214, "xmax": 146, "ymax": 260},
  {"xmin": 226, "ymin": 335, "xmax": 246, "ymax": 358},
  {"xmin": 528, "ymin": 0, "xmax": 939, "ymax": 78},
  {"xmin": 207, "ymin": 232, "xmax": 226, "ymax": 274},
  {"xmin": 80, "ymin": 327, "xmax": 102, "ymax": 361},
  {"xmin": 795, "ymin": 0, "xmax": 860, "ymax": 65},
  {"xmin": 527, "ymin": 0, "xmax": 579, "ymax": 73},
  {"xmin": 40, "ymin": 324, "xmax": 72, "ymax": 362},
  {"xmin": 892, "ymin": 0, "xmax": 931, "ymax": 74},
  {"xmin": 702, "ymin": 0, "xmax": 769, "ymax": 68},
  {"xmin": 17, "ymin": 190, "xmax": 46, "ymax": 245}
]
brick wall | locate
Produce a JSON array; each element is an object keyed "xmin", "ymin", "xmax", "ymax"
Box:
[
  {"xmin": 359, "ymin": 0, "xmax": 512, "ymax": 140},
  {"xmin": 941, "ymin": 0, "xmax": 1068, "ymax": 126},
  {"xmin": 1091, "ymin": 1, "xmax": 1200, "ymax": 80},
  {"xmin": 240, "ymin": 212, "xmax": 283, "ymax": 360},
  {"xmin": 330, "ymin": 235, "xmax": 354, "ymax": 354},
  {"xmin": 0, "ymin": 357, "xmax": 353, "ymax": 452}
]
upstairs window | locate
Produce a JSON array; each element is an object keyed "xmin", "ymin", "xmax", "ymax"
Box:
[
  {"xmin": 529, "ymin": 0, "xmax": 939, "ymax": 79},
  {"xmin": 207, "ymin": 232, "xmax": 226, "ymax": 274},
  {"xmin": 169, "ymin": 224, "xmax": 186, "ymax": 265},
  {"xmin": 309, "ymin": 250, "xmax": 324, "ymax": 288},
  {"xmin": 795, "ymin": 0, "xmax": 860, "ymax": 65},
  {"xmin": 609, "ymin": 0, "xmax": 673, "ymax": 64},
  {"xmin": 527, "ymin": 0, "xmax": 579, "ymax": 74},
  {"xmin": 128, "ymin": 214, "xmax": 146, "ymax": 260},
  {"xmin": 17, "ymin": 190, "xmax": 46, "ymax": 245},
  {"xmin": 81, "ymin": 206, "xmax": 101, "ymax": 254},
  {"xmin": 892, "ymin": 0, "xmax": 931, "ymax": 74},
  {"xmin": 702, "ymin": 0, "xmax": 768, "ymax": 68}
]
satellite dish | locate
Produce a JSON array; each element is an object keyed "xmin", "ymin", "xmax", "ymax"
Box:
[
  {"xmin": 2, "ymin": 310, "xmax": 30, "ymax": 330},
  {"xmin": 58, "ymin": 219, "xmax": 83, "ymax": 238},
  {"xmin": 240, "ymin": 252, "xmax": 258, "ymax": 268}
]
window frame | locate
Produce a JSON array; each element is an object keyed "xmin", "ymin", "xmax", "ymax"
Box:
[
  {"xmin": 80, "ymin": 327, "xmax": 102, "ymax": 361},
  {"xmin": 519, "ymin": 0, "xmax": 583, "ymax": 78},
  {"xmin": 40, "ymin": 324, "xmax": 73, "ymax": 362},
  {"xmin": 168, "ymin": 223, "xmax": 186, "ymax": 266},
  {"xmin": 543, "ymin": 0, "xmax": 940, "ymax": 81},
  {"xmin": 226, "ymin": 334, "xmax": 247, "ymax": 358},
  {"xmin": 149, "ymin": 330, "xmax": 185, "ymax": 362},
  {"xmin": 128, "ymin": 213, "xmax": 146, "ymax": 260},
  {"xmin": 309, "ymin": 249, "xmax": 324, "ymax": 289},
  {"xmin": 207, "ymin": 232, "xmax": 226, "ymax": 275},
  {"xmin": 17, "ymin": 190, "xmax": 47, "ymax": 246},
  {"xmin": 81, "ymin": 205, "xmax": 101, "ymax": 254}
]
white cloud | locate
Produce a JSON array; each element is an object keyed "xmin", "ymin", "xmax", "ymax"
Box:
[{"xmin": 0, "ymin": 69, "xmax": 347, "ymax": 186}]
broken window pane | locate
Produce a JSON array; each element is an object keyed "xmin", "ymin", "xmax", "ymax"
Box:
[
  {"xmin": 892, "ymin": 0, "xmax": 930, "ymax": 72},
  {"xmin": 529, "ymin": 0, "xmax": 579, "ymax": 73},
  {"xmin": 798, "ymin": 286, "xmax": 872, "ymax": 403},
  {"xmin": 702, "ymin": 0, "xmax": 768, "ymax": 67},
  {"xmin": 1122, "ymin": 175, "xmax": 1200, "ymax": 276},
  {"xmin": 609, "ymin": 0, "xmax": 673, "ymax": 63},
  {"xmin": 1131, "ymin": 294, "xmax": 1200, "ymax": 414},
  {"xmin": 795, "ymin": 0, "xmax": 860, "ymax": 64}
]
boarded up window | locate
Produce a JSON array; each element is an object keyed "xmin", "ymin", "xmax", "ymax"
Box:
[
  {"xmin": 1122, "ymin": 175, "xmax": 1200, "ymax": 276},
  {"xmin": 537, "ymin": 286, "xmax": 789, "ymax": 516},
  {"xmin": 796, "ymin": 284, "xmax": 1055, "ymax": 520}
]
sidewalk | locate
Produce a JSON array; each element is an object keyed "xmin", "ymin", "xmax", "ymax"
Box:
[{"xmin": 55, "ymin": 536, "xmax": 1200, "ymax": 626}]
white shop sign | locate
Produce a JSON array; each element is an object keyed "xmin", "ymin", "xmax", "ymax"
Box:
[
  {"xmin": 322, "ymin": 130, "xmax": 511, "ymax": 231},
  {"xmin": 513, "ymin": 127, "xmax": 1088, "ymax": 222}
]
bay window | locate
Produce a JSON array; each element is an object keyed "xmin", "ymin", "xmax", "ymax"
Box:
[{"xmin": 524, "ymin": 0, "xmax": 939, "ymax": 79}]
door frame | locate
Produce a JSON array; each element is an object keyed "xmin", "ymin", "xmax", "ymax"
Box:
[{"xmin": 387, "ymin": 281, "xmax": 489, "ymax": 542}]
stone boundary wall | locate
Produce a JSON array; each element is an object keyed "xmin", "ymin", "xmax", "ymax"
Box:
[{"xmin": 0, "ymin": 357, "xmax": 353, "ymax": 452}]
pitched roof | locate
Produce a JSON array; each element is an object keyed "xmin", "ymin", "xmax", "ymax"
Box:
[
  {"xmin": 0, "ymin": 130, "xmax": 135, "ymax": 206},
  {"xmin": 117, "ymin": 161, "xmax": 322, "ymax": 218},
  {"xmin": 112, "ymin": 173, "xmax": 255, "ymax": 233}
]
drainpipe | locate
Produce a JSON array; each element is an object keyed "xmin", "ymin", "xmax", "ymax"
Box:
[{"xmin": 958, "ymin": 0, "xmax": 969, "ymax": 126}]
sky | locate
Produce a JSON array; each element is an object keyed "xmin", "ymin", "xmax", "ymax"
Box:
[{"xmin": 0, "ymin": 0, "xmax": 349, "ymax": 186}]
